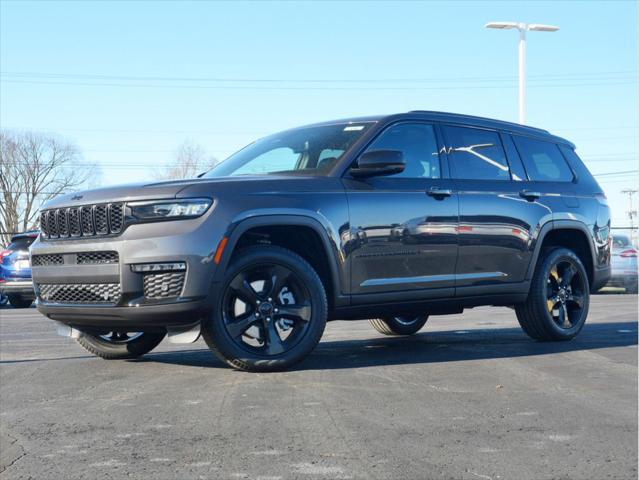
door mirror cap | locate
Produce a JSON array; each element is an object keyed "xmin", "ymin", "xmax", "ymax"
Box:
[{"xmin": 350, "ymin": 150, "xmax": 406, "ymax": 178}]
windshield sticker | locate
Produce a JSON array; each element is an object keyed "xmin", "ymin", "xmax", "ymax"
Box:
[{"xmin": 343, "ymin": 125, "xmax": 365, "ymax": 131}]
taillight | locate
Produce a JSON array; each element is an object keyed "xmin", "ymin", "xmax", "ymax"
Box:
[
  {"xmin": 0, "ymin": 250, "xmax": 12, "ymax": 262},
  {"xmin": 620, "ymin": 249, "xmax": 638, "ymax": 258}
]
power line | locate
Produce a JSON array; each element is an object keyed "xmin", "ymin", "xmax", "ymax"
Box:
[
  {"xmin": 2, "ymin": 78, "xmax": 635, "ymax": 91},
  {"xmin": 2, "ymin": 70, "xmax": 636, "ymax": 84}
]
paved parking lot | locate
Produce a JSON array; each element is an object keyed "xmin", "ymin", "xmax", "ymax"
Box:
[{"xmin": 1, "ymin": 295, "xmax": 637, "ymax": 480}]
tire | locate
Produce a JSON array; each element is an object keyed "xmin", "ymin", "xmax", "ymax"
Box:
[
  {"xmin": 7, "ymin": 295, "xmax": 32, "ymax": 309},
  {"xmin": 76, "ymin": 331, "xmax": 165, "ymax": 359},
  {"xmin": 369, "ymin": 315, "xmax": 429, "ymax": 336},
  {"xmin": 202, "ymin": 245, "xmax": 327, "ymax": 372},
  {"xmin": 515, "ymin": 247, "xmax": 590, "ymax": 341}
]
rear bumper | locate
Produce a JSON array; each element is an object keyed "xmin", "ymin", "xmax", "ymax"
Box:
[
  {"xmin": 591, "ymin": 265, "xmax": 612, "ymax": 292},
  {"xmin": 0, "ymin": 280, "xmax": 35, "ymax": 298}
]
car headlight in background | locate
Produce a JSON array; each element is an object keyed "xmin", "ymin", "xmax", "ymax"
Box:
[{"xmin": 128, "ymin": 199, "xmax": 212, "ymax": 222}]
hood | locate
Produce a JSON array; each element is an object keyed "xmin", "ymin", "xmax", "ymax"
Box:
[{"xmin": 42, "ymin": 180, "xmax": 194, "ymax": 209}]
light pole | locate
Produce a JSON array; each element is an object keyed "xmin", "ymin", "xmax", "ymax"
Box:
[{"xmin": 485, "ymin": 22, "xmax": 559, "ymax": 125}]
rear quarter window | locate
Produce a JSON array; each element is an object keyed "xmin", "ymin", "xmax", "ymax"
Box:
[{"xmin": 513, "ymin": 136, "xmax": 574, "ymax": 182}]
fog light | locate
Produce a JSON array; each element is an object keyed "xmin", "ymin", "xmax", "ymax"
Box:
[{"xmin": 131, "ymin": 262, "xmax": 186, "ymax": 273}]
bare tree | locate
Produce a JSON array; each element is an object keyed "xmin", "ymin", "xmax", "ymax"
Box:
[
  {"xmin": 154, "ymin": 140, "xmax": 218, "ymax": 180},
  {"xmin": 0, "ymin": 130, "xmax": 96, "ymax": 245}
]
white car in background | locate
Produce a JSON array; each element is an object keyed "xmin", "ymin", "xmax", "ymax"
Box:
[{"xmin": 607, "ymin": 234, "xmax": 638, "ymax": 293}]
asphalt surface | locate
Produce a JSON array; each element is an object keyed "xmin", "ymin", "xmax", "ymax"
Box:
[{"xmin": 0, "ymin": 295, "xmax": 637, "ymax": 480}]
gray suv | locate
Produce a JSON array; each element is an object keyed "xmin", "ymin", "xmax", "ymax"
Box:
[{"xmin": 30, "ymin": 111, "xmax": 611, "ymax": 371}]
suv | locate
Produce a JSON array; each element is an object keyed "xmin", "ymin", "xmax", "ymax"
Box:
[
  {"xmin": 1, "ymin": 231, "xmax": 39, "ymax": 308},
  {"xmin": 30, "ymin": 111, "xmax": 611, "ymax": 371}
]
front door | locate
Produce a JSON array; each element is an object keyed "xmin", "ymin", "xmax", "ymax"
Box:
[{"xmin": 344, "ymin": 122, "xmax": 459, "ymax": 297}]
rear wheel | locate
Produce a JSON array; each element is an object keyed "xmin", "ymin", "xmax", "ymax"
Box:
[
  {"xmin": 7, "ymin": 295, "xmax": 32, "ymax": 309},
  {"xmin": 76, "ymin": 331, "xmax": 165, "ymax": 359},
  {"xmin": 369, "ymin": 315, "xmax": 429, "ymax": 336},
  {"xmin": 202, "ymin": 245, "xmax": 327, "ymax": 372},
  {"xmin": 516, "ymin": 247, "xmax": 589, "ymax": 341}
]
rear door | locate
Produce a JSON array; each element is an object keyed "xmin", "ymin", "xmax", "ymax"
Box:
[{"xmin": 442, "ymin": 125, "xmax": 549, "ymax": 291}]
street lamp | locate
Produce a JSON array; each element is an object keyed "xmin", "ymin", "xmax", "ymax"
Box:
[{"xmin": 485, "ymin": 22, "xmax": 559, "ymax": 125}]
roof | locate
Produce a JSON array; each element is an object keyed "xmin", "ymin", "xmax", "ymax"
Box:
[{"xmin": 280, "ymin": 111, "xmax": 574, "ymax": 147}]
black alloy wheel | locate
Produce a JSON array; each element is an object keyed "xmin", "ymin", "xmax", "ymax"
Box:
[
  {"xmin": 222, "ymin": 263, "xmax": 313, "ymax": 356},
  {"xmin": 202, "ymin": 245, "xmax": 327, "ymax": 372},
  {"xmin": 545, "ymin": 260, "xmax": 587, "ymax": 330},
  {"xmin": 516, "ymin": 247, "xmax": 590, "ymax": 341}
]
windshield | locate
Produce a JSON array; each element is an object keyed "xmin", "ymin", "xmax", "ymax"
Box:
[{"xmin": 204, "ymin": 122, "xmax": 374, "ymax": 177}]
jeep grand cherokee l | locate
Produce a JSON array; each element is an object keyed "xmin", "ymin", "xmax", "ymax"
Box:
[{"xmin": 30, "ymin": 111, "xmax": 611, "ymax": 371}]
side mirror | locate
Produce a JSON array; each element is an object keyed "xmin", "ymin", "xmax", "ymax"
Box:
[{"xmin": 350, "ymin": 150, "xmax": 405, "ymax": 178}]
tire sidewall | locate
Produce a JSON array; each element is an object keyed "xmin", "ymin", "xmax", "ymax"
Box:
[
  {"xmin": 380, "ymin": 315, "xmax": 428, "ymax": 335},
  {"xmin": 203, "ymin": 247, "xmax": 327, "ymax": 371},
  {"xmin": 78, "ymin": 331, "xmax": 165, "ymax": 358},
  {"xmin": 536, "ymin": 248, "xmax": 590, "ymax": 339}
]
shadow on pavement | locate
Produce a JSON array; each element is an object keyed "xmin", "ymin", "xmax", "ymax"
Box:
[
  {"xmin": 142, "ymin": 320, "xmax": 638, "ymax": 371},
  {"xmin": 2, "ymin": 321, "xmax": 636, "ymax": 369}
]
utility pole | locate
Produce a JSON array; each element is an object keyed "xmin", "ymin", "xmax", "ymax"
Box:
[
  {"xmin": 621, "ymin": 189, "xmax": 638, "ymax": 242},
  {"xmin": 485, "ymin": 22, "xmax": 560, "ymax": 125}
]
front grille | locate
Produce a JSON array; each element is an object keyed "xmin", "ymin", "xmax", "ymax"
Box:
[
  {"xmin": 77, "ymin": 251, "xmax": 119, "ymax": 265},
  {"xmin": 31, "ymin": 254, "xmax": 64, "ymax": 266},
  {"xmin": 37, "ymin": 283, "xmax": 121, "ymax": 304},
  {"xmin": 40, "ymin": 203, "xmax": 125, "ymax": 240},
  {"xmin": 143, "ymin": 272, "xmax": 185, "ymax": 299}
]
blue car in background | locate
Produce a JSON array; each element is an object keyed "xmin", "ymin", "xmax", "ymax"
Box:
[{"xmin": 0, "ymin": 231, "xmax": 39, "ymax": 308}]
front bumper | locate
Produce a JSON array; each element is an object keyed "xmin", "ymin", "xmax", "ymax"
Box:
[
  {"xmin": 30, "ymin": 212, "xmax": 226, "ymax": 330},
  {"xmin": 0, "ymin": 280, "xmax": 35, "ymax": 298}
]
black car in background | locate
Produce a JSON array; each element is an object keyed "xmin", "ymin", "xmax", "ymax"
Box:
[{"xmin": 30, "ymin": 111, "xmax": 611, "ymax": 371}]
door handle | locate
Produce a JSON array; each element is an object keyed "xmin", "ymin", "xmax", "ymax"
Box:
[
  {"xmin": 427, "ymin": 187, "xmax": 453, "ymax": 198},
  {"xmin": 519, "ymin": 190, "xmax": 541, "ymax": 202}
]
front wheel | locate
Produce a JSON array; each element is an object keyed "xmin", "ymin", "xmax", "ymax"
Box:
[
  {"xmin": 369, "ymin": 315, "xmax": 429, "ymax": 336},
  {"xmin": 202, "ymin": 245, "xmax": 327, "ymax": 372},
  {"xmin": 76, "ymin": 331, "xmax": 165, "ymax": 359},
  {"xmin": 516, "ymin": 247, "xmax": 590, "ymax": 341}
]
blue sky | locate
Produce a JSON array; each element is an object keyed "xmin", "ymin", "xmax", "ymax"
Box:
[{"xmin": 1, "ymin": 0, "xmax": 637, "ymax": 226}]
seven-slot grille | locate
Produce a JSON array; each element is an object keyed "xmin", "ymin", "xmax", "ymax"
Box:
[
  {"xmin": 36, "ymin": 283, "xmax": 121, "ymax": 305},
  {"xmin": 40, "ymin": 203, "xmax": 125, "ymax": 240}
]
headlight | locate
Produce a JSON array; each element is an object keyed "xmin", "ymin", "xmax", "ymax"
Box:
[{"xmin": 128, "ymin": 199, "xmax": 212, "ymax": 222}]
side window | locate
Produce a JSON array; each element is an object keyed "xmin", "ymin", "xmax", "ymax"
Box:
[
  {"xmin": 513, "ymin": 136, "xmax": 574, "ymax": 182},
  {"xmin": 364, "ymin": 123, "xmax": 440, "ymax": 179},
  {"xmin": 443, "ymin": 125, "xmax": 511, "ymax": 181}
]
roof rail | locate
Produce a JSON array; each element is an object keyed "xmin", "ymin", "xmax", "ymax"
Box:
[{"xmin": 407, "ymin": 110, "xmax": 550, "ymax": 134}]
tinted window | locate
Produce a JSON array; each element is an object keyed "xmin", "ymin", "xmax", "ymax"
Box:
[
  {"xmin": 513, "ymin": 136, "xmax": 574, "ymax": 182},
  {"xmin": 365, "ymin": 123, "xmax": 440, "ymax": 179},
  {"xmin": 443, "ymin": 126, "xmax": 511, "ymax": 181}
]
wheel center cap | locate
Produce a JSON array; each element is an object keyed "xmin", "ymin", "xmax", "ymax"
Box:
[{"xmin": 258, "ymin": 302, "xmax": 274, "ymax": 315}]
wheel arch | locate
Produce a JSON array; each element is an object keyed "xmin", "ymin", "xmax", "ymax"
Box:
[
  {"xmin": 526, "ymin": 220, "xmax": 597, "ymax": 288},
  {"xmin": 213, "ymin": 214, "xmax": 346, "ymax": 307}
]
